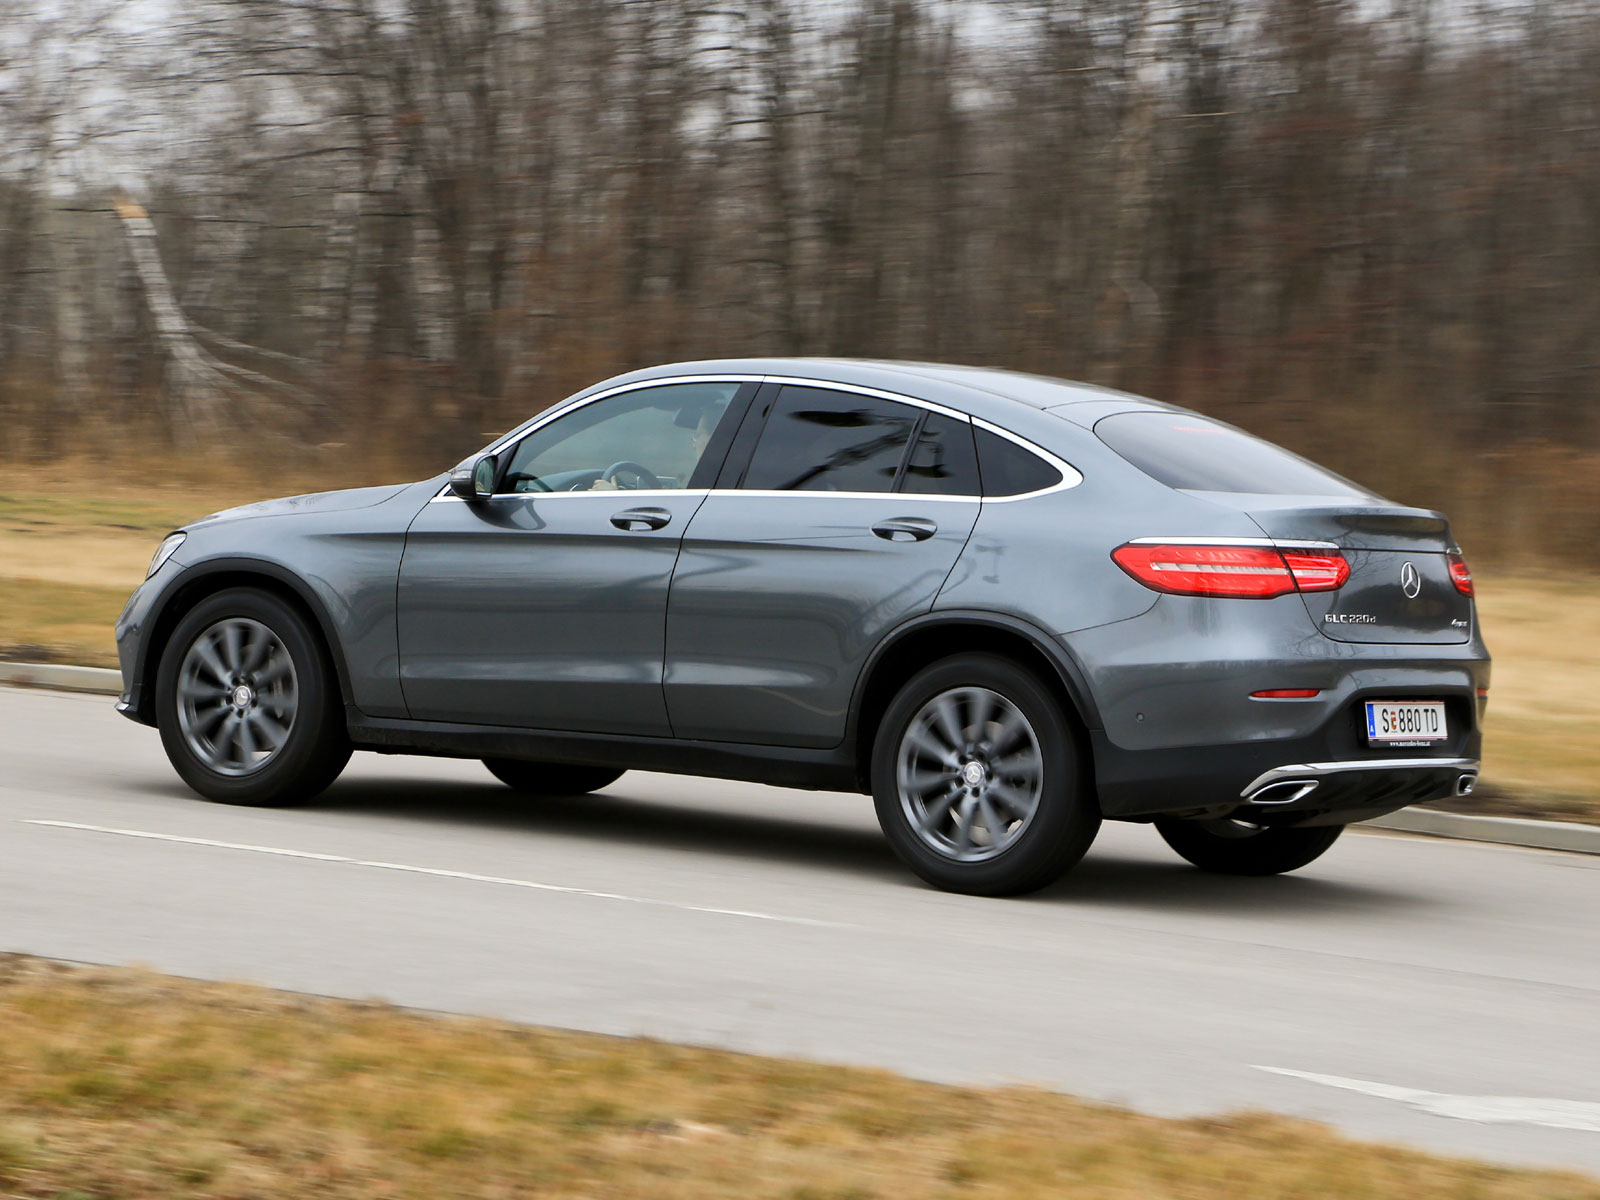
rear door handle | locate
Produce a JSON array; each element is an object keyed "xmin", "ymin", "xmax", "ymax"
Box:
[
  {"xmin": 610, "ymin": 507, "xmax": 672, "ymax": 532},
  {"xmin": 871, "ymin": 516, "xmax": 938, "ymax": 543}
]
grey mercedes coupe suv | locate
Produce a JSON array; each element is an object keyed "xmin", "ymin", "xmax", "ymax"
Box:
[{"xmin": 116, "ymin": 359, "xmax": 1489, "ymax": 895}]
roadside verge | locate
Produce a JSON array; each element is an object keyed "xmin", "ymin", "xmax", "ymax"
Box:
[{"xmin": 5, "ymin": 660, "xmax": 1596, "ymax": 856}]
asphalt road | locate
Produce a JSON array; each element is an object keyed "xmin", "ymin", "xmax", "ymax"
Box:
[{"xmin": 4, "ymin": 685, "xmax": 1599, "ymax": 1174}]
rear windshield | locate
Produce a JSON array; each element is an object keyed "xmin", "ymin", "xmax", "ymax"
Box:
[{"xmin": 1094, "ymin": 412, "xmax": 1370, "ymax": 497}]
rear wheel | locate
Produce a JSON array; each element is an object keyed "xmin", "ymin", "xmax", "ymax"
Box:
[
  {"xmin": 482, "ymin": 759, "xmax": 623, "ymax": 796},
  {"xmin": 1154, "ymin": 817, "xmax": 1342, "ymax": 876},
  {"xmin": 871, "ymin": 654, "xmax": 1099, "ymax": 896},
  {"xmin": 156, "ymin": 588, "xmax": 350, "ymax": 806}
]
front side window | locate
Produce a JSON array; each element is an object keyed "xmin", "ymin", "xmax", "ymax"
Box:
[
  {"xmin": 741, "ymin": 387, "xmax": 921, "ymax": 492},
  {"xmin": 501, "ymin": 382, "xmax": 741, "ymax": 493}
]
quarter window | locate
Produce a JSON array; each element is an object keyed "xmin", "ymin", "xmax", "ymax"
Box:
[
  {"xmin": 500, "ymin": 382, "xmax": 741, "ymax": 493},
  {"xmin": 741, "ymin": 387, "xmax": 920, "ymax": 492},
  {"xmin": 975, "ymin": 428, "xmax": 1063, "ymax": 497}
]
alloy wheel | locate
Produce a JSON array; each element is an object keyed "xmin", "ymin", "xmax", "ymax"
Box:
[
  {"xmin": 176, "ymin": 617, "xmax": 299, "ymax": 776},
  {"xmin": 895, "ymin": 686, "xmax": 1044, "ymax": 863}
]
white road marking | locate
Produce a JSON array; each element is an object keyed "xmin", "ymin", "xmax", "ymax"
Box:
[
  {"xmin": 22, "ymin": 820, "xmax": 848, "ymax": 929},
  {"xmin": 1254, "ymin": 1066, "xmax": 1600, "ymax": 1133}
]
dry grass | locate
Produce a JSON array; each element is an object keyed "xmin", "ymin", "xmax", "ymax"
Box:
[
  {"xmin": 1451, "ymin": 573, "xmax": 1600, "ymax": 823},
  {"xmin": 0, "ymin": 480, "xmax": 1594, "ymax": 821},
  {"xmin": 0, "ymin": 955, "xmax": 1595, "ymax": 1200}
]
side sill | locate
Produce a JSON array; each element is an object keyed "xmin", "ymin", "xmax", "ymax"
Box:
[{"xmin": 347, "ymin": 711, "xmax": 864, "ymax": 794}]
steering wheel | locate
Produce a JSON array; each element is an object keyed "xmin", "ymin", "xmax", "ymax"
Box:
[{"xmin": 601, "ymin": 460, "xmax": 662, "ymax": 490}]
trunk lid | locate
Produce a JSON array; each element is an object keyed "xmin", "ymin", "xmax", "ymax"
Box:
[{"xmin": 1196, "ymin": 493, "xmax": 1473, "ymax": 644}]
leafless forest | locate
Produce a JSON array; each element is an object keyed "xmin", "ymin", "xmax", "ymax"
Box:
[{"xmin": 1, "ymin": 0, "xmax": 1596, "ymax": 562}]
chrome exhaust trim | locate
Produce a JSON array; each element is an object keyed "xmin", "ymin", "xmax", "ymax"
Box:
[
  {"xmin": 1245, "ymin": 779, "xmax": 1320, "ymax": 805},
  {"xmin": 1455, "ymin": 772, "xmax": 1477, "ymax": 796},
  {"xmin": 1241, "ymin": 757, "xmax": 1480, "ymax": 802}
]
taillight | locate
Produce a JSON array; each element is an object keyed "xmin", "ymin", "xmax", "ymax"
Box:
[
  {"xmin": 1111, "ymin": 542, "xmax": 1349, "ymax": 599},
  {"xmin": 1448, "ymin": 552, "xmax": 1474, "ymax": 596},
  {"xmin": 1279, "ymin": 549, "xmax": 1350, "ymax": 592}
]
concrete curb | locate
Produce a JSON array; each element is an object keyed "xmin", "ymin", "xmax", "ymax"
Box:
[
  {"xmin": 4, "ymin": 660, "xmax": 1597, "ymax": 855},
  {"xmin": 1360, "ymin": 806, "xmax": 1600, "ymax": 855},
  {"xmin": 0, "ymin": 661, "xmax": 121, "ymax": 695}
]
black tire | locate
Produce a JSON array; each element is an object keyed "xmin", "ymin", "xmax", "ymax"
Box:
[
  {"xmin": 482, "ymin": 759, "xmax": 624, "ymax": 795},
  {"xmin": 871, "ymin": 653, "xmax": 1099, "ymax": 896},
  {"xmin": 1154, "ymin": 817, "xmax": 1343, "ymax": 876},
  {"xmin": 156, "ymin": 588, "xmax": 350, "ymax": 806}
]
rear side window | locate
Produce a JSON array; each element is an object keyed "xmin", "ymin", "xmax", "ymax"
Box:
[
  {"xmin": 741, "ymin": 387, "xmax": 919, "ymax": 492},
  {"xmin": 975, "ymin": 429, "xmax": 1062, "ymax": 497},
  {"xmin": 1096, "ymin": 412, "xmax": 1370, "ymax": 497},
  {"xmin": 901, "ymin": 413, "xmax": 980, "ymax": 496}
]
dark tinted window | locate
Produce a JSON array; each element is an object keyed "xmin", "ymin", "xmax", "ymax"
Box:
[
  {"xmin": 975, "ymin": 428, "xmax": 1062, "ymax": 497},
  {"xmin": 1095, "ymin": 412, "xmax": 1370, "ymax": 496},
  {"xmin": 901, "ymin": 413, "xmax": 980, "ymax": 496},
  {"xmin": 742, "ymin": 387, "xmax": 918, "ymax": 492}
]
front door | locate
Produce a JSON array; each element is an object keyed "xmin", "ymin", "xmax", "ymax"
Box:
[{"xmin": 397, "ymin": 380, "xmax": 751, "ymax": 733}]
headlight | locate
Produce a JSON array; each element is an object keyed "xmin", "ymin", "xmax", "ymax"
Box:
[{"xmin": 146, "ymin": 532, "xmax": 187, "ymax": 578}]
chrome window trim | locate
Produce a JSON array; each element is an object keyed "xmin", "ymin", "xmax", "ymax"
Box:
[
  {"xmin": 431, "ymin": 488, "xmax": 710, "ymax": 504},
  {"xmin": 435, "ymin": 371, "xmax": 1084, "ymax": 503},
  {"xmin": 727, "ymin": 491, "xmax": 981, "ymax": 504},
  {"xmin": 1126, "ymin": 536, "xmax": 1341, "ymax": 551}
]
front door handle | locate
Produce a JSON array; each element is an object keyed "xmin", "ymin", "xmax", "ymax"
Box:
[
  {"xmin": 871, "ymin": 516, "xmax": 938, "ymax": 543},
  {"xmin": 610, "ymin": 507, "xmax": 672, "ymax": 532}
]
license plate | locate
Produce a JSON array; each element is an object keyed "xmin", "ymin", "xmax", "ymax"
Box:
[{"xmin": 1365, "ymin": 700, "xmax": 1447, "ymax": 744}]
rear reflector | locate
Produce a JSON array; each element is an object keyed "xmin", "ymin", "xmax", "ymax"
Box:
[
  {"xmin": 1448, "ymin": 552, "xmax": 1474, "ymax": 596},
  {"xmin": 1251, "ymin": 688, "xmax": 1322, "ymax": 699},
  {"xmin": 1476, "ymin": 687, "xmax": 1489, "ymax": 698},
  {"xmin": 1111, "ymin": 543, "xmax": 1349, "ymax": 599}
]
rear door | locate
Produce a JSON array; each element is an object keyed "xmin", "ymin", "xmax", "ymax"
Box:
[{"xmin": 664, "ymin": 383, "xmax": 980, "ymax": 747}]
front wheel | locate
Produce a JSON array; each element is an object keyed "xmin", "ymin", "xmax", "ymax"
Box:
[
  {"xmin": 482, "ymin": 759, "xmax": 623, "ymax": 796},
  {"xmin": 1154, "ymin": 817, "xmax": 1343, "ymax": 876},
  {"xmin": 872, "ymin": 654, "xmax": 1099, "ymax": 896},
  {"xmin": 156, "ymin": 588, "xmax": 350, "ymax": 806}
]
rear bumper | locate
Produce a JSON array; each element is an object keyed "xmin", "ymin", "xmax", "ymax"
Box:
[
  {"xmin": 1093, "ymin": 727, "xmax": 1482, "ymax": 825},
  {"xmin": 1088, "ymin": 679, "xmax": 1486, "ymax": 824}
]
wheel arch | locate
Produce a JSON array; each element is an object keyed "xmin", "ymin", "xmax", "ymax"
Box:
[
  {"xmin": 848, "ymin": 611, "xmax": 1101, "ymax": 793},
  {"xmin": 136, "ymin": 559, "xmax": 354, "ymax": 725}
]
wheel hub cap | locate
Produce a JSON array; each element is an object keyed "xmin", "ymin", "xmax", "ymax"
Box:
[
  {"xmin": 961, "ymin": 760, "xmax": 987, "ymax": 788},
  {"xmin": 231, "ymin": 684, "xmax": 255, "ymax": 709}
]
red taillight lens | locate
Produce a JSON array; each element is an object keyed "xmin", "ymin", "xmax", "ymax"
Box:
[
  {"xmin": 1251, "ymin": 688, "xmax": 1322, "ymax": 699},
  {"xmin": 1279, "ymin": 549, "xmax": 1350, "ymax": 592},
  {"xmin": 1111, "ymin": 543, "xmax": 1350, "ymax": 599},
  {"xmin": 1111, "ymin": 544, "xmax": 1297, "ymax": 598},
  {"xmin": 1448, "ymin": 552, "xmax": 1474, "ymax": 596}
]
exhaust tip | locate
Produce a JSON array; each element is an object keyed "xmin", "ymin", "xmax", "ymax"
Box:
[
  {"xmin": 1247, "ymin": 779, "xmax": 1319, "ymax": 805},
  {"xmin": 1455, "ymin": 773, "xmax": 1477, "ymax": 797}
]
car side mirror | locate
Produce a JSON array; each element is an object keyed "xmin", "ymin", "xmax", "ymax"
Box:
[{"xmin": 448, "ymin": 453, "xmax": 498, "ymax": 501}]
